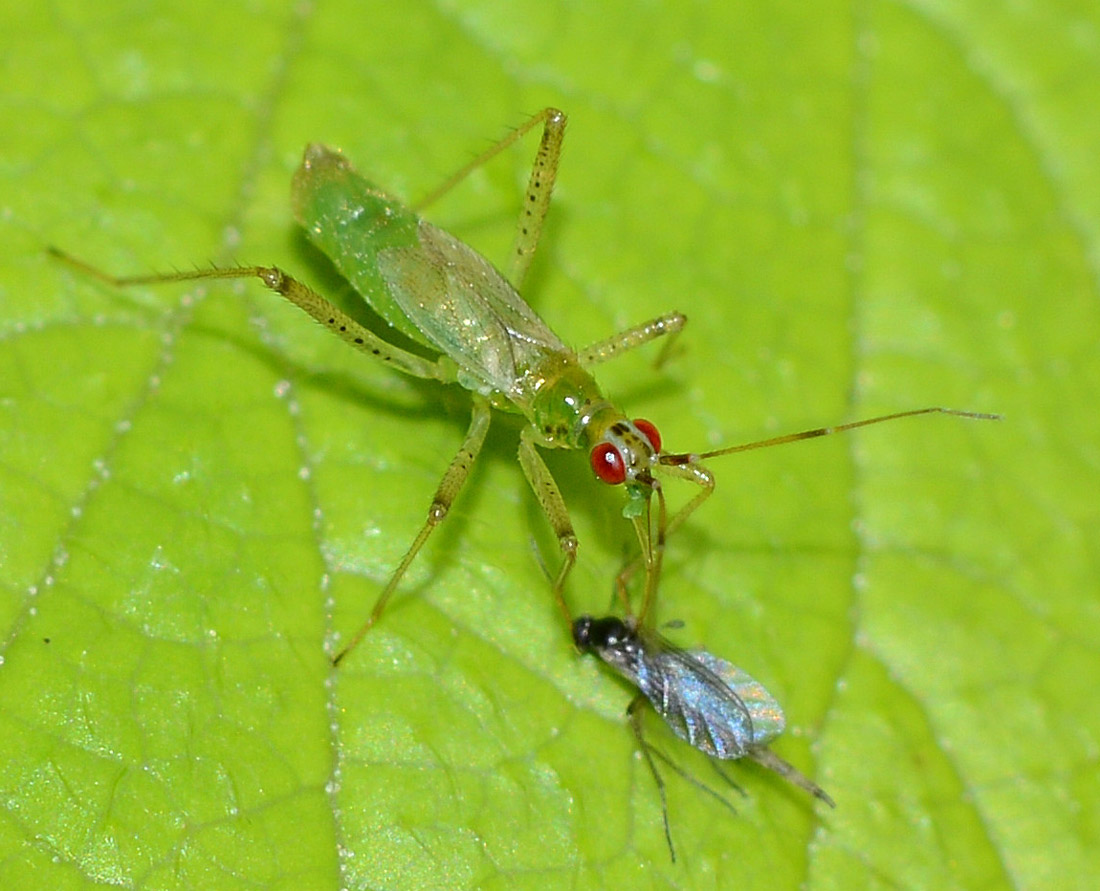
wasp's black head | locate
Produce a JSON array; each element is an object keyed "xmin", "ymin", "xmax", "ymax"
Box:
[{"xmin": 572, "ymin": 615, "xmax": 633, "ymax": 652}]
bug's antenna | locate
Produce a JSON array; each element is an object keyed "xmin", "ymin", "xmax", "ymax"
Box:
[{"xmin": 660, "ymin": 407, "xmax": 1001, "ymax": 466}]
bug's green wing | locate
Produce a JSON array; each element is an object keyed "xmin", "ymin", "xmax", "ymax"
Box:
[
  {"xmin": 375, "ymin": 220, "xmax": 570, "ymax": 401},
  {"xmin": 293, "ymin": 144, "xmax": 570, "ymax": 401}
]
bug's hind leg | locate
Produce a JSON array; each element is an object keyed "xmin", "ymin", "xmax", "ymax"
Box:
[
  {"xmin": 412, "ymin": 107, "xmax": 568, "ymax": 290},
  {"xmin": 47, "ymin": 248, "xmax": 456, "ymax": 382}
]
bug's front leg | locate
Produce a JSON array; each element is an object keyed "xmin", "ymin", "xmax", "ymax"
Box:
[{"xmin": 615, "ymin": 460, "xmax": 714, "ymax": 623}]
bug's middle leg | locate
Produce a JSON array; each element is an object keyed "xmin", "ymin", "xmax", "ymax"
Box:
[
  {"xmin": 332, "ymin": 396, "xmax": 492, "ymax": 665},
  {"xmin": 517, "ymin": 427, "xmax": 578, "ymax": 630}
]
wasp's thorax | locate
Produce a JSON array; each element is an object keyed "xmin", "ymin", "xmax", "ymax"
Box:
[{"xmin": 572, "ymin": 615, "xmax": 645, "ymax": 674}]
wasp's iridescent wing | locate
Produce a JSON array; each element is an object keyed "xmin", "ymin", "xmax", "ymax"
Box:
[{"xmin": 573, "ymin": 614, "xmax": 834, "ymax": 807}]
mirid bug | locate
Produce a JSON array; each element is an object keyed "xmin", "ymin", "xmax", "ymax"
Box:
[{"xmin": 51, "ymin": 109, "xmax": 997, "ymax": 663}]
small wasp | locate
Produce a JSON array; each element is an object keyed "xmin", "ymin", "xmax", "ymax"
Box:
[{"xmin": 574, "ymin": 614, "xmax": 834, "ymax": 859}]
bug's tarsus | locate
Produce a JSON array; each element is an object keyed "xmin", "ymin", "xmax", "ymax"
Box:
[{"xmin": 652, "ymin": 313, "xmax": 686, "ymax": 371}]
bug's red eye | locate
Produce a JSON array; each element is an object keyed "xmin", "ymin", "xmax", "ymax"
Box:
[
  {"xmin": 591, "ymin": 442, "xmax": 627, "ymax": 485},
  {"xmin": 633, "ymin": 418, "xmax": 661, "ymax": 453}
]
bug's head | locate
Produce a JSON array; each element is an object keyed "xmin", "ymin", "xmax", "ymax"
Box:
[
  {"xmin": 572, "ymin": 614, "xmax": 634, "ymax": 653},
  {"xmin": 589, "ymin": 418, "xmax": 662, "ymax": 488}
]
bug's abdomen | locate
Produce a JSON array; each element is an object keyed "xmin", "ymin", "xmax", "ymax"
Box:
[{"xmin": 292, "ymin": 144, "xmax": 434, "ymax": 348}]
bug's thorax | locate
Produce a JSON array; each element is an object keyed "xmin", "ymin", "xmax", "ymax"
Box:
[
  {"xmin": 525, "ymin": 358, "xmax": 613, "ymax": 448},
  {"xmin": 528, "ymin": 364, "xmax": 661, "ymax": 485}
]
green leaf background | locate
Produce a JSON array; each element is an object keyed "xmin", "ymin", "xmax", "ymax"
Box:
[{"xmin": 2, "ymin": 1, "xmax": 1096, "ymax": 888}]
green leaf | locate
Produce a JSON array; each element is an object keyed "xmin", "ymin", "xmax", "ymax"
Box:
[{"xmin": 2, "ymin": 1, "xmax": 1097, "ymax": 888}]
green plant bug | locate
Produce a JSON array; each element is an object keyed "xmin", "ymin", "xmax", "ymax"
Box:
[{"xmin": 50, "ymin": 109, "xmax": 999, "ymax": 664}]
